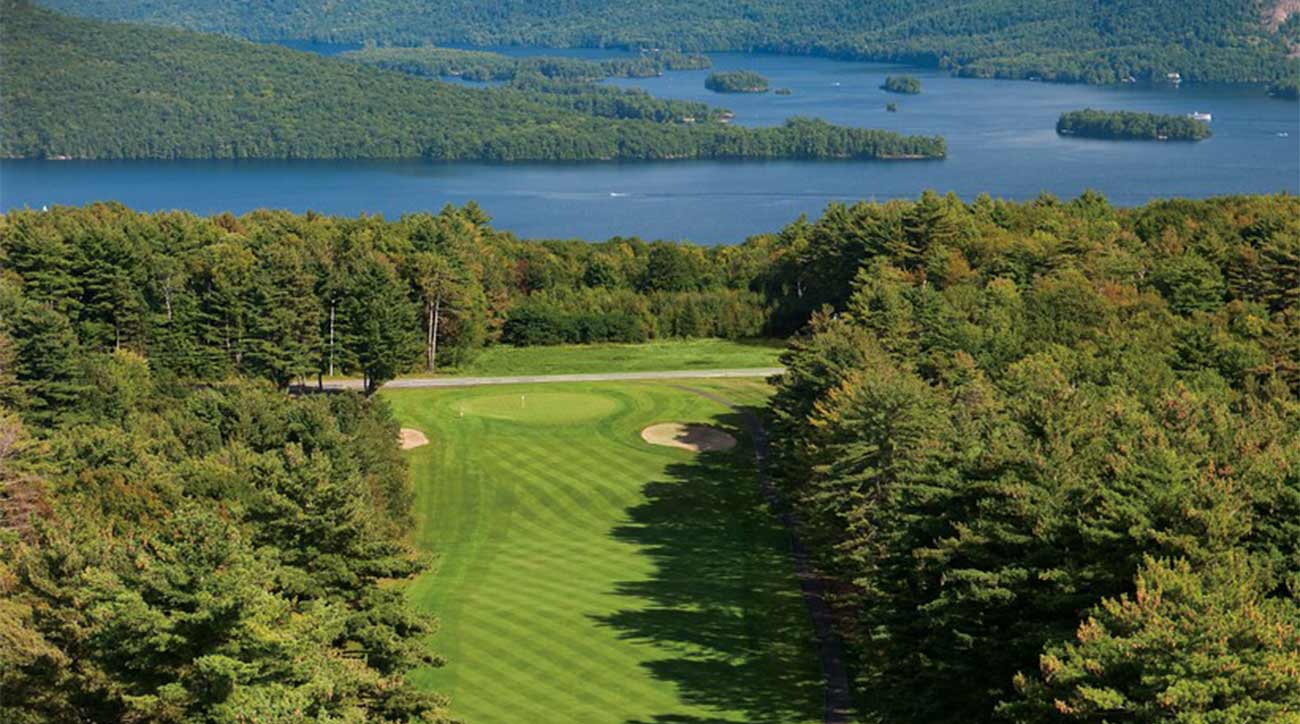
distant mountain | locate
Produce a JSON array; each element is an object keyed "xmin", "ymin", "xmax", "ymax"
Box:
[
  {"xmin": 0, "ymin": 1, "xmax": 944, "ymax": 161},
  {"xmin": 35, "ymin": 0, "xmax": 1300, "ymax": 84}
]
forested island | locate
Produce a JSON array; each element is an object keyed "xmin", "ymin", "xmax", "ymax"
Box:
[
  {"xmin": 4, "ymin": 192, "xmax": 1299, "ymax": 722},
  {"xmin": 0, "ymin": 1, "xmax": 944, "ymax": 162},
  {"xmin": 1056, "ymin": 109, "xmax": 1212, "ymax": 141},
  {"xmin": 705, "ymin": 70, "xmax": 770, "ymax": 93},
  {"xmin": 38, "ymin": 0, "xmax": 1300, "ymax": 85},
  {"xmin": 881, "ymin": 75, "xmax": 922, "ymax": 94},
  {"xmin": 341, "ymin": 45, "xmax": 711, "ymax": 83}
]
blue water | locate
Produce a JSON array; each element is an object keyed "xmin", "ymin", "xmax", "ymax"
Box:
[{"xmin": 2, "ymin": 47, "xmax": 1296, "ymax": 243}]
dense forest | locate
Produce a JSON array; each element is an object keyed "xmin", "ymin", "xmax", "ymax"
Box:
[
  {"xmin": 761, "ymin": 191, "xmax": 1300, "ymax": 722},
  {"xmin": 705, "ymin": 71, "xmax": 770, "ymax": 93},
  {"xmin": 37, "ymin": 0, "xmax": 1300, "ymax": 85},
  {"xmin": 0, "ymin": 2, "xmax": 944, "ymax": 162},
  {"xmin": 1057, "ymin": 109, "xmax": 1213, "ymax": 141},
  {"xmin": 4, "ymin": 192, "xmax": 1299, "ymax": 721},
  {"xmin": 341, "ymin": 46, "xmax": 711, "ymax": 84},
  {"xmin": 0, "ymin": 202, "xmax": 780, "ymax": 394},
  {"xmin": 880, "ymin": 76, "xmax": 922, "ymax": 95}
]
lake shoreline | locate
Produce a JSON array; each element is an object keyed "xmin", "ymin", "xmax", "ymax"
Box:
[{"xmin": 4, "ymin": 49, "xmax": 1295, "ymax": 244}]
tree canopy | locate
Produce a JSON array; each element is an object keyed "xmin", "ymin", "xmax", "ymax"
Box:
[
  {"xmin": 881, "ymin": 76, "xmax": 921, "ymax": 94},
  {"xmin": 1057, "ymin": 109, "xmax": 1213, "ymax": 141},
  {"xmin": 762, "ymin": 190, "xmax": 1300, "ymax": 723},
  {"xmin": 37, "ymin": 0, "xmax": 1300, "ymax": 85},
  {"xmin": 705, "ymin": 71, "xmax": 770, "ymax": 93}
]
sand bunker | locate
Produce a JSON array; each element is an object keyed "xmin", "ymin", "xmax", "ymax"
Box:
[
  {"xmin": 641, "ymin": 423, "xmax": 737, "ymax": 453},
  {"xmin": 399, "ymin": 428, "xmax": 429, "ymax": 450}
]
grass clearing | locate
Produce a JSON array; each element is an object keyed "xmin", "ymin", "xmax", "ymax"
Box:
[
  {"xmin": 444, "ymin": 338, "xmax": 784, "ymax": 377},
  {"xmin": 386, "ymin": 378, "xmax": 822, "ymax": 723}
]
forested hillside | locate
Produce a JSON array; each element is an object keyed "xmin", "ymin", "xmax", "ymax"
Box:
[
  {"xmin": 37, "ymin": 0, "xmax": 1300, "ymax": 84},
  {"xmin": 0, "ymin": 1, "xmax": 943, "ymax": 161}
]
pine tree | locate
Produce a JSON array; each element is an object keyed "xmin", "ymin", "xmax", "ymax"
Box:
[
  {"xmin": 340, "ymin": 255, "xmax": 421, "ymax": 394},
  {"xmin": 405, "ymin": 251, "xmax": 467, "ymax": 373},
  {"xmin": 246, "ymin": 244, "xmax": 323, "ymax": 388},
  {"xmin": 12, "ymin": 304, "xmax": 86, "ymax": 425},
  {"xmin": 899, "ymin": 190, "xmax": 965, "ymax": 267},
  {"xmin": 1006, "ymin": 555, "xmax": 1300, "ymax": 724}
]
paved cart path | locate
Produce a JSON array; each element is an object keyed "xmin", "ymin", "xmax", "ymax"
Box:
[{"xmin": 321, "ymin": 367, "xmax": 784, "ymax": 390}]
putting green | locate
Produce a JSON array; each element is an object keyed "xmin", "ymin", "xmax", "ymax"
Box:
[
  {"xmin": 385, "ymin": 379, "xmax": 823, "ymax": 724},
  {"xmin": 456, "ymin": 391, "xmax": 621, "ymax": 425}
]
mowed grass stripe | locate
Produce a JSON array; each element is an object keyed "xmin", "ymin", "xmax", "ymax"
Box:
[
  {"xmin": 453, "ymin": 601, "xmax": 666, "ymax": 703},
  {"xmin": 439, "ymin": 585, "xmax": 676, "ymax": 720},
  {"xmin": 386, "ymin": 381, "xmax": 822, "ymax": 724},
  {"xmin": 480, "ymin": 441, "xmax": 636, "ymax": 523},
  {"xmin": 462, "ymin": 561, "xmax": 650, "ymax": 627}
]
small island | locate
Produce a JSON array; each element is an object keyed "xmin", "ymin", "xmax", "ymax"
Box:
[
  {"xmin": 1056, "ymin": 109, "xmax": 1212, "ymax": 141},
  {"xmin": 775, "ymin": 87, "xmax": 793, "ymax": 95},
  {"xmin": 881, "ymin": 75, "xmax": 921, "ymax": 94},
  {"xmin": 886, "ymin": 102, "xmax": 898, "ymax": 112},
  {"xmin": 705, "ymin": 70, "xmax": 770, "ymax": 93}
]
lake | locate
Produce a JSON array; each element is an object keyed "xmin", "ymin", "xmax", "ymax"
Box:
[{"xmin": 2, "ymin": 46, "xmax": 1296, "ymax": 243}]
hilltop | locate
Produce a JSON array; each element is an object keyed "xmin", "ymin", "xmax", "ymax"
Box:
[
  {"xmin": 0, "ymin": 1, "xmax": 943, "ymax": 161},
  {"xmin": 37, "ymin": 0, "xmax": 1300, "ymax": 84}
]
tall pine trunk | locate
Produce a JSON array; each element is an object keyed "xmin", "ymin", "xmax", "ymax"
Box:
[
  {"xmin": 328, "ymin": 302, "xmax": 335, "ymax": 377},
  {"xmin": 426, "ymin": 295, "xmax": 441, "ymax": 373}
]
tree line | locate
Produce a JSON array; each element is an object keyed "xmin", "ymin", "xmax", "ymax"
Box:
[
  {"xmin": 1, "ymin": 1, "xmax": 943, "ymax": 162},
  {"xmin": 762, "ymin": 190, "xmax": 1300, "ymax": 722},
  {"xmin": 342, "ymin": 45, "xmax": 711, "ymax": 83},
  {"xmin": 40, "ymin": 0, "xmax": 1300, "ymax": 86},
  {"xmin": 0, "ymin": 202, "xmax": 786, "ymax": 400},
  {"xmin": 1270, "ymin": 77, "xmax": 1300, "ymax": 100}
]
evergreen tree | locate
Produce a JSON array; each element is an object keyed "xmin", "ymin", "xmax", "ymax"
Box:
[
  {"xmin": 1007, "ymin": 555, "xmax": 1300, "ymax": 724},
  {"xmin": 406, "ymin": 252, "xmax": 468, "ymax": 373},
  {"xmin": 12, "ymin": 304, "xmax": 86, "ymax": 426},
  {"xmin": 246, "ymin": 243, "xmax": 323, "ymax": 388},
  {"xmin": 340, "ymin": 255, "xmax": 421, "ymax": 394}
]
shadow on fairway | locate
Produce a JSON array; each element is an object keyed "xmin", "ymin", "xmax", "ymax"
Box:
[{"xmin": 593, "ymin": 410, "xmax": 823, "ymax": 724}]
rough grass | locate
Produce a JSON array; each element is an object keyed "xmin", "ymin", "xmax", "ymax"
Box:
[
  {"xmin": 386, "ymin": 378, "xmax": 822, "ymax": 724},
  {"xmin": 444, "ymin": 338, "xmax": 784, "ymax": 377}
]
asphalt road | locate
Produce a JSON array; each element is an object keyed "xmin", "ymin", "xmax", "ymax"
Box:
[{"xmin": 322, "ymin": 367, "xmax": 785, "ymax": 390}]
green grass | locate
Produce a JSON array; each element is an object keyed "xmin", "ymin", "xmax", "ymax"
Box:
[
  {"xmin": 386, "ymin": 379, "xmax": 822, "ymax": 723},
  {"xmin": 444, "ymin": 338, "xmax": 784, "ymax": 377}
]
